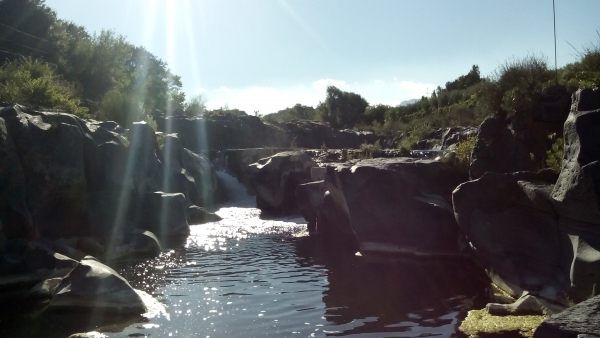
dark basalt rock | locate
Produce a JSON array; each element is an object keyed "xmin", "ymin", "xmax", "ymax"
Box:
[
  {"xmin": 470, "ymin": 85, "xmax": 571, "ymax": 179},
  {"xmin": 186, "ymin": 205, "xmax": 222, "ymax": 224},
  {"xmin": 295, "ymin": 180, "xmax": 325, "ymax": 232},
  {"xmin": 248, "ymin": 151, "xmax": 316, "ymax": 212},
  {"xmin": 317, "ymin": 158, "xmax": 468, "ymax": 255},
  {"xmin": 534, "ymin": 294, "xmax": 600, "ymax": 337},
  {"xmin": 49, "ymin": 256, "xmax": 146, "ymax": 314},
  {"xmin": 453, "ymin": 88, "xmax": 600, "ymax": 305}
]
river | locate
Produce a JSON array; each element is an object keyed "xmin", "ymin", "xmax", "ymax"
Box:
[
  {"xmin": 106, "ymin": 172, "xmax": 487, "ymax": 338},
  {"xmin": 5, "ymin": 172, "xmax": 487, "ymax": 337}
]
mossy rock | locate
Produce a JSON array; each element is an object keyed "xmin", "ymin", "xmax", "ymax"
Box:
[{"xmin": 459, "ymin": 309, "xmax": 546, "ymax": 338}]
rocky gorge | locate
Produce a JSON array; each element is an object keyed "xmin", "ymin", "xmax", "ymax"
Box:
[{"xmin": 1, "ymin": 87, "xmax": 599, "ymax": 337}]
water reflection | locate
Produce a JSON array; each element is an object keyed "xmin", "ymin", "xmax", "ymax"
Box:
[{"xmin": 2, "ymin": 173, "xmax": 488, "ymax": 337}]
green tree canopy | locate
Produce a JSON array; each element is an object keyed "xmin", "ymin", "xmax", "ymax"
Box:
[{"xmin": 318, "ymin": 86, "xmax": 369, "ymax": 129}]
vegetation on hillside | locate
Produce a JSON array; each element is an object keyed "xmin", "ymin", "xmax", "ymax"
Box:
[{"xmin": 0, "ymin": 0, "xmax": 193, "ymax": 125}]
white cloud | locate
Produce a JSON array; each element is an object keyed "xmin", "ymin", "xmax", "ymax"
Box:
[
  {"xmin": 205, "ymin": 86, "xmax": 322, "ymax": 114},
  {"xmin": 312, "ymin": 79, "xmax": 350, "ymax": 91},
  {"xmin": 201, "ymin": 78, "xmax": 437, "ymax": 115}
]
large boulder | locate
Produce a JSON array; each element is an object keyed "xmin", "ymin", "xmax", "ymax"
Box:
[
  {"xmin": 0, "ymin": 114, "xmax": 34, "ymax": 240},
  {"xmin": 154, "ymin": 114, "xmax": 289, "ymax": 151},
  {"xmin": 283, "ymin": 120, "xmax": 377, "ymax": 149},
  {"xmin": 535, "ymin": 294, "xmax": 600, "ymax": 337},
  {"xmin": 161, "ymin": 133, "xmax": 219, "ymax": 207},
  {"xmin": 318, "ymin": 158, "xmax": 468, "ymax": 255},
  {"xmin": 248, "ymin": 151, "xmax": 317, "ymax": 211},
  {"xmin": 295, "ymin": 180, "xmax": 325, "ymax": 232},
  {"xmin": 125, "ymin": 122, "xmax": 163, "ymax": 194},
  {"xmin": 470, "ymin": 85, "xmax": 571, "ymax": 179},
  {"xmin": 216, "ymin": 148, "xmax": 287, "ymax": 193},
  {"xmin": 0, "ymin": 106, "xmax": 89, "ymax": 239},
  {"xmin": 135, "ymin": 192, "xmax": 190, "ymax": 242},
  {"xmin": 453, "ymin": 88, "xmax": 600, "ymax": 304},
  {"xmin": 441, "ymin": 126, "xmax": 478, "ymax": 149},
  {"xmin": 49, "ymin": 256, "xmax": 146, "ymax": 314}
]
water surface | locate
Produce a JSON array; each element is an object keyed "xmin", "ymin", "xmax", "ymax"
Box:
[{"xmin": 109, "ymin": 173, "xmax": 487, "ymax": 337}]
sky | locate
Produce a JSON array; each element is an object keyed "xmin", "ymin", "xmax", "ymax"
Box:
[{"xmin": 45, "ymin": 0, "xmax": 600, "ymax": 115}]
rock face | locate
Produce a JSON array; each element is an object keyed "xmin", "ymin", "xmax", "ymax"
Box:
[
  {"xmin": 316, "ymin": 158, "xmax": 468, "ymax": 255},
  {"xmin": 295, "ymin": 180, "xmax": 325, "ymax": 232},
  {"xmin": 470, "ymin": 85, "xmax": 571, "ymax": 179},
  {"xmin": 283, "ymin": 120, "xmax": 377, "ymax": 149},
  {"xmin": 534, "ymin": 294, "xmax": 600, "ymax": 337},
  {"xmin": 154, "ymin": 114, "xmax": 378, "ymax": 151},
  {"xmin": 155, "ymin": 114, "xmax": 288, "ymax": 152},
  {"xmin": 248, "ymin": 151, "xmax": 317, "ymax": 211},
  {"xmin": 1, "ymin": 108, "xmax": 89, "ymax": 239},
  {"xmin": 453, "ymin": 88, "xmax": 600, "ymax": 305},
  {"xmin": 0, "ymin": 105, "xmax": 219, "ymax": 245},
  {"xmin": 50, "ymin": 257, "xmax": 146, "ymax": 313},
  {"xmin": 441, "ymin": 126, "xmax": 478, "ymax": 149},
  {"xmin": 215, "ymin": 148, "xmax": 287, "ymax": 194}
]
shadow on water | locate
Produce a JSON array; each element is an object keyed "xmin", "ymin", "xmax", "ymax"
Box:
[{"xmin": 292, "ymin": 236, "xmax": 490, "ymax": 337}]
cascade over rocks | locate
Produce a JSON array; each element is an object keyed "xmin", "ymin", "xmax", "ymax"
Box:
[
  {"xmin": 453, "ymin": 88, "xmax": 600, "ymax": 307},
  {"xmin": 247, "ymin": 151, "xmax": 317, "ymax": 211},
  {"xmin": 312, "ymin": 158, "xmax": 469, "ymax": 255}
]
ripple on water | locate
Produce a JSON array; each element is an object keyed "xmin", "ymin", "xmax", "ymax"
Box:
[{"xmin": 17, "ymin": 173, "xmax": 486, "ymax": 338}]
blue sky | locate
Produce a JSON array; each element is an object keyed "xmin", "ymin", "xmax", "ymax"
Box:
[{"xmin": 45, "ymin": 0, "xmax": 600, "ymax": 114}]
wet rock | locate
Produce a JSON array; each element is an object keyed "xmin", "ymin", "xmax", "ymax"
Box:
[
  {"xmin": 105, "ymin": 230, "xmax": 162, "ymax": 262},
  {"xmin": 248, "ymin": 151, "xmax": 317, "ymax": 211},
  {"xmin": 0, "ymin": 272, "xmax": 49, "ymax": 318},
  {"xmin": 319, "ymin": 158, "xmax": 467, "ymax": 255},
  {"xmin": 295, "ymin": 180, "xmax": 325, "ymax": 232},
  {"xmin": 50, "ymin": 256, "xmax": 146, "ymax": 314},
  {"xmin": 180, "ymin": 148, "xmax": 218, "ymax": 208},
  {"xmin": 186, "ymin": 205, "xmax": 222, "ymax": 224},
  {"xmin": 534, "ymin": 294, "xmax": 600, "ymax": 337},
  {"xmin": 137, "ymin": 192, "xmax": 190, "ymax": 242},
  {"xmin": 217, "ymin": 148, "xmax": 288, "ymax": 194},
  {"xmin": 487, "ymin": 294, "xmax": 565, "ymax": 316},
  {"xmin": 75, "ymin": 237, "xmax": 105, "ymax": 258}
]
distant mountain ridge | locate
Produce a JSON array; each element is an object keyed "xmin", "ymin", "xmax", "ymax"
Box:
[{"xmin": 398, "ymin": 99, "xmax": 419, "ymax": 106}]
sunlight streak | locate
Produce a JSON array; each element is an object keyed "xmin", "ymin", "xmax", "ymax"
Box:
[{"xmin": 275, "ymin": 0, "xmax": 332, "ymax": 54}]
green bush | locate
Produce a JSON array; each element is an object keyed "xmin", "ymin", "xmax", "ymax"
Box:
[
  {"xmin": 359, "ymin": 140, "xmax": 382, "ymax": 159},
  {"xmin": 99, "ymin": 90, "xmax": 144, "ymax": 127},
  {"xmin": 480, "ymin": 54, "xmax": 552, "ymax": 116},
  {"xmin": 455, "ymin": 135, "xmax": 477, "ymax": 169},
  {"xmin": 398, "ymin": 123, "xmax": 432, "ymax": 150},
  {"xmin": 0, "ymin": 58, "xmax": 88, "ymax": 116},
  {"xmin": 546, "ymin": 134, "xmax": 563, "ymax": 172},
  {"xmin": 183, "ymin": 94, "xmax": 206, "ymax": 117}
]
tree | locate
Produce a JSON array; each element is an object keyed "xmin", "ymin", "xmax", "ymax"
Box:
[
  {"xmin": 183, "ymin": 93, "xmax": 206, "ymax": 116},
  {"xmin": 318, "ymin": 86, "xmax": 369, "ymax": 129}
]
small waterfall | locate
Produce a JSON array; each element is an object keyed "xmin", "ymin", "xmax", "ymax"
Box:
[
  {"xmin": 215, "ymin": 171, "xmax": 255, "ymax": 207},
  {"xmin": 212, "ymin": 150, "xmax": 227, "ymax": 171}
]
